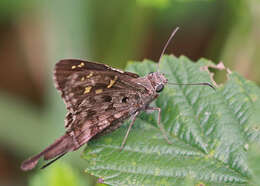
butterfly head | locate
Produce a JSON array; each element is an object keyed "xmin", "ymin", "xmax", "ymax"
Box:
[{"xmin": 148, "ymin": 72, "xmax": 168, "ymax": 93}]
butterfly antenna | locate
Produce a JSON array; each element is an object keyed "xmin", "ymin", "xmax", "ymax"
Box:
[
  {"xmin": 168, "ymin": 82, "xmax": 216, "ymax": 90},
  {"xmin": 158, "ymin": 27, "xmax": 180, "ymax": 71}
]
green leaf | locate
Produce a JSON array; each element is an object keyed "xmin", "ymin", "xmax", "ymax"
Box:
[
  {"xmin": 248, "ymin": 144, "xmax": 260, "ymax": 185},
  {"xmin": 82, "ymin": 55, "xmax": 260, "ymax": 186}
]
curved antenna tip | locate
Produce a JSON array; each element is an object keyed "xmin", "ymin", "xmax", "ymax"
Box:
[{"xmin": 203, "ymin": 82, "xmax": 216, "ymax": 91}]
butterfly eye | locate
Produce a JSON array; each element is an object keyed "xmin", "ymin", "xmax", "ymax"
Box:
[{"xmin": 156, "ymin": 84, "xmax": 164, "ymax": 93}]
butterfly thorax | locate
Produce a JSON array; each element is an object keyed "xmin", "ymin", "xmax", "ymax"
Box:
[
  {"xmin": 133, "ymin": 72, "xmax": 168, "ymax": 109},
  {"xmin": 147, "ymin": 72, "xmax": 168, "ymax": 91}
]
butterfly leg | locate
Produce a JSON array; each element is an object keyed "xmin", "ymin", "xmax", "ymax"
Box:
[
  {"xmin": 146, "ymin": 107, "xmax": 172, "ymax": 144},
  {"xmin": 120, "ymin": 111, "xmax": 139, "ymax": 151}
]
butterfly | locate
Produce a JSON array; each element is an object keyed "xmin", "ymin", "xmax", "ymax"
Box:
[{"xmin": 21, "ymin": 27, "xmax": 214, "ymax": 171}]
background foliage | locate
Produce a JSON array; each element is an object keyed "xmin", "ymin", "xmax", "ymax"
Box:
[{"xmin": 0, "ymin": 0, "xmax": 259, "ymax": 186}]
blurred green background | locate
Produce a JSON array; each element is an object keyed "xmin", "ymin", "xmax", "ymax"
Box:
[{"xmin": 0, "ymin": 0, "xmax": 259, "ymax": 185}]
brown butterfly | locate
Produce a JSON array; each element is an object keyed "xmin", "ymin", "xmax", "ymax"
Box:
[{"xmin": 21, "ymin": 28, "xmax": 214, "ymax": 171}]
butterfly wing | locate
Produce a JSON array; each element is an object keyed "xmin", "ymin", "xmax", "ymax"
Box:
[
  {"xmin": 54, "ymin": 59, "xmax": 139, "ymax": 94},
  {"xmin": 54, "ymin": 59, "xmax": 148, "ymax": 146},
  {"xmin": 21, "ymin": 59, "xmax": 147, "ymax": 171}
]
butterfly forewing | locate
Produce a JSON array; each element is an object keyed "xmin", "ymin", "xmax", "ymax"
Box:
[
  {"xmin": 54, "ymin": 59, "xmax": 139, "ymax": 91},
  {"xmin": 54, "ymin": 59, "xmax": 147, "ymax": 138}
]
